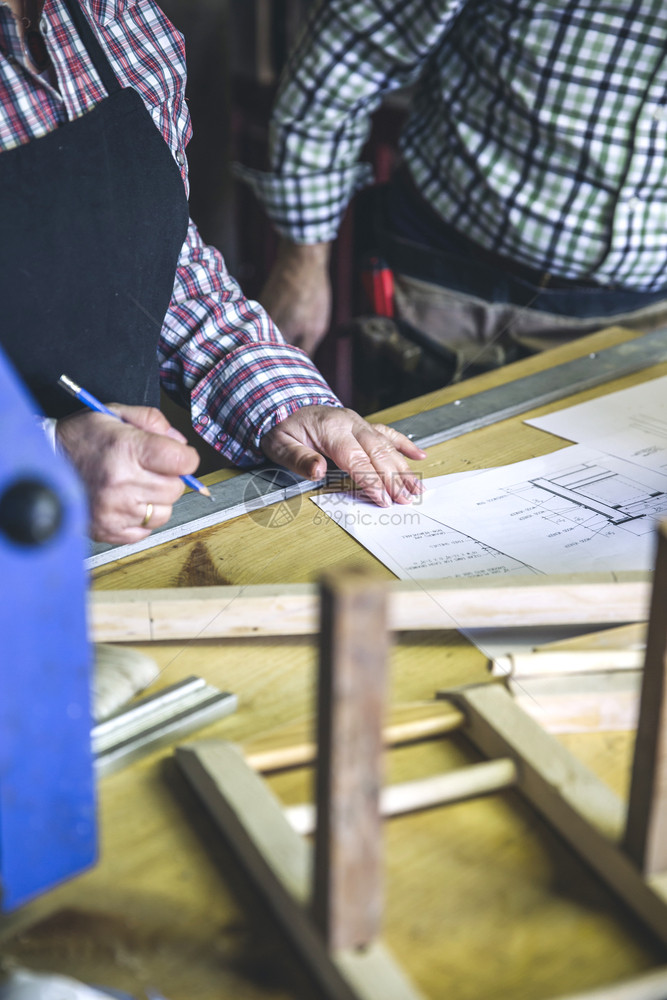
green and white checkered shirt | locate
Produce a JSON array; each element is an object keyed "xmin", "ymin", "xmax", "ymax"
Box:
[{"xmin": 239, "ymin": 0, "xmax": 667, "ymax": 291}]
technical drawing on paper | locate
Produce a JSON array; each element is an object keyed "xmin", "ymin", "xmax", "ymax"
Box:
[
  {"xmin": 416, "ymin": 443, "xmax": 667, "ymax": 575},
  {"xmin": 510, "ymin": 459, "xmax": 667, "ymax": 534},
  {"xmin": 315, "ymin": 442, "xmax": 667, "ymax": 580}
]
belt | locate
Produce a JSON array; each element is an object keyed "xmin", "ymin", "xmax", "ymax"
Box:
[{"xmin": 383, "ymin": 167, "xmax": 667, "ymax": 316}]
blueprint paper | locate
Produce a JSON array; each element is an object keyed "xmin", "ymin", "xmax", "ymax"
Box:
[
  {"xmin": 419, "ymin": 444, "xmax": 667, "ymax": 575},
  {"xmin": 524, "ymin": 374, "xmax": 667, "ymax": 479},
  {"xmin": 313, "ymin": 443, "xmax": 667, "ymax": 579},
  {"xmin": 525, "ymin": 374, "xmax": 667, "ymax": 444},
  {"xmin": 311, "ymin": 471, "xmax": 529, "ymax": 581},
  {"xmin": 311, "ymin": 456, "xmax": 656, "ymax": 658},
  {"xmin": 592, "ymin": 426, "xmax": 667, "ymax": 479}
]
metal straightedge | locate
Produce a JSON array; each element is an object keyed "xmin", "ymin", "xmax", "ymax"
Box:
[
  {"xmin": 86, "ymin": 327, "xmax": 667, "ymax": 571},
  {"xmin": 87, "ymin": 465, "xmax": 308, "ymax": 569},
  {"xmin": 93, "ymin": 676, "xmax": 237, "ymax": 777}
]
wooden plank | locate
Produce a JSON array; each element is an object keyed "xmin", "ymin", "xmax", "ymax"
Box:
[
  {"xmin": 175, "ymin": 741, "xmax": 425, "ymax": 1000},
  {"xmin": 313, "ymin": 569, "xmax": 389, "ymax": 951},
  {"xmin": 444, "ymin": 683, "xmax": 667, "ymax": 945},
  {"xmin": 89, "ymin": 571, "xmax": 651, "ymax": 643},
  {"xmin": 508, "ymin": 671, "xmax": 640, "ymax": 734},
  {"xmin": 625, "ymin": 521, "xmax": 667, "ymax": 876}
]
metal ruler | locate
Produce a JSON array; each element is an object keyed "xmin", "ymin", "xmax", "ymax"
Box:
[
  {"xmin": 391, "ymin": 327, "xmax": 667, "ymax": 448},
  {"xmin": 87, "ymin": 327, "xmax": 667, "ymax": 570}
]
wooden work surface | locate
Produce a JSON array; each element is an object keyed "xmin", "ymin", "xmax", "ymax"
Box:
[{"xmin": 2, "ymin": 327, "xmax": 667, "ymax": 999}]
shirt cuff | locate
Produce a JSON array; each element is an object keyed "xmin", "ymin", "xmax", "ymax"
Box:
[
  {"xmin": 189, "ymin": 343, "xmax": 342, "ymax": 466},
  {"xmin": 233, "ymin": 162, "xmax": 375, "ymax": 244}
]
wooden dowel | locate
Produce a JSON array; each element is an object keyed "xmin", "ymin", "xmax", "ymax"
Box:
[
  {"xmin": 90, "ymin": 571, "xmax": 651, "ymax": 643},
  {"xmin": 245, "ymin": 711, "xmax": 466, "ymax": 774},
  {"xmin": 285, "ymin": 759, "xmax": 518, "ymax": 836},
  {"xmin": 490, "ymin": 650, "xmax": 643, "ymax": 679}
]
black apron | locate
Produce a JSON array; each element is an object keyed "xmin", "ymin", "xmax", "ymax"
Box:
[{"xmin": 0, "ymin": 0, "xmax": 189, "ymax": 417}]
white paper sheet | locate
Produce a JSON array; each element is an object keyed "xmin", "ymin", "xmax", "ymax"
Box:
[
  {"xmin": 312, "ymin": 471, "xmax": 528, "ymax": 581},
  {"xmin": 418, "ymin": 444, "xmax": 667, "ymax": 575},
  {"xmin": 314, "ymin": 437, "xmax": 667, "ymax": 581},
  {"xmin": 525, "ymin": 373, "xmax": 667, "ymax": 444},
  {"xmin": 312, "ymin": 387, "xmax": 667, "ymax": 670},
  {"xmin": 314, "ymin": 425, "xmax": 667, "ymax": 579},
  {"xmin": 312, "ymin": 451, "xmax": 655, "ymax": 663}
]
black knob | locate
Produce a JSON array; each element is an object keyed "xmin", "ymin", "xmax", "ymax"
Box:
[{"xmin": 0, "ymin": 478, "xmax": 63, "ymax": 545}]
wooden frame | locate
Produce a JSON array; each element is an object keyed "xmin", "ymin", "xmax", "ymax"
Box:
[
  {"xmin": 625, "ymin": 521, "xmax": 667, "ymax": 875},
  {"xmin": 90, "ymin": 571, "xmax": 650, "ymax": 643},
  {"xmin": 172, "ymin": 520, "xmax": 667, "ymax": 999},
  {"xmin": 442, "ymin": 683, "xmax": 667, "ymax": 943},
  {"xmin": 175, "ymin": 568, "xmax": 427, "ymax": 999},
  {"xmin": 176, "ymin": 740, "xmax": 425, "ymax": 1000}
]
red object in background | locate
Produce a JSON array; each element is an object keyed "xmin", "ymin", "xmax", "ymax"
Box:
[{"xmin": 361, "ymin": 256, "xmax": 395, "ymax": 318}]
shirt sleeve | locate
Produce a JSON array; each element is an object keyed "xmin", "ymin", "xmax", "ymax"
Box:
[
  {"xmin": 235, "ymin": 0, "xmax": 465, "ymax": 244},
  {"xmin": 158, "ymin": 220, "xmax": 342, "ymax": 467}
]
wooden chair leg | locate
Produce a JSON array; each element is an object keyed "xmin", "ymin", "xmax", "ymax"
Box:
[
  {"xmin": 624, "ymin": 519, "xmax": 667, "ymax": 875},
  {"xmin": 312, "ymin": 567, "xmax": 389, "ymax": 951}
]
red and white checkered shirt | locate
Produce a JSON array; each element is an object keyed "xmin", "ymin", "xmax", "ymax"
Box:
[{"xmin": 0, "ymin": 0, "xmax": 340, "ymax": 464}]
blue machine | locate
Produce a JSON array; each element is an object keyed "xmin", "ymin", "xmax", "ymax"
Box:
[{"xmin": 0, "ymin": 348, "xmax": 96, "ymax": 910}]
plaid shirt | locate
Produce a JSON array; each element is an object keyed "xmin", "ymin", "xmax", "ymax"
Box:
[
  {"xmin": 0, "ymin": 0, "xmax": 339, "ymax": 465},
  {"xmin": 241, "ymin": 0, "xmax": 667, "ymax": 292}
]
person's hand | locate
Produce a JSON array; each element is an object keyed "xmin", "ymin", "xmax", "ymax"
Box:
[
  {"xmin": 56, "ymin": 404, "xmax": 200, "ymax": 544},
  {"xmin": 260, "ymin": 405, "xmax": 426, "ymax": 506},
  {"xmin": 259, "ymin": 239, "xmax": 332, "ymax": 355}
]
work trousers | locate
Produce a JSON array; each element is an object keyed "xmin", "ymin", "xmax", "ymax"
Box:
[{"xmin": 392, "ymin": 271, "xmax": 667, "ymax": 382}]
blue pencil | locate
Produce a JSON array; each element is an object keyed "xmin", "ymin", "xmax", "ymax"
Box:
[{"xmin": 58, "ymin": 374, "xmax": 213, "ymax": 500}]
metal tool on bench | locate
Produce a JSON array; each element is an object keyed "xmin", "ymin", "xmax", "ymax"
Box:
[
  {"xmin": 93, "ymin": 676, "xmax": 237, "ymax": 777},
  {"xmin": 0, "ymin": 348, "xmax": 95, "ymax": 911}
]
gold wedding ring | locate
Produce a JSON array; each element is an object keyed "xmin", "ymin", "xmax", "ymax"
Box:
[{"xmin": 141, "ymin": 502, "xmax": 154, "ymax": 528}]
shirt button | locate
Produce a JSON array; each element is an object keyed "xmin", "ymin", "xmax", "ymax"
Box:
[
  {"xmin": 175, "ymin": 151, "xmax": 185, "ymax": 166},
  {"xmin": 654, "ymin": 106, "xmax": 667, "ymax": 121},
  {"xmin": 626, "ymin": 196, "xmax": 643, "ymax": 211}
]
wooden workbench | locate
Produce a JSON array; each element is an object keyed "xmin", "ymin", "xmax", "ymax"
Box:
[{"xmin": 2, "ymin": 326, "xmax": 666, "ymax": 999}]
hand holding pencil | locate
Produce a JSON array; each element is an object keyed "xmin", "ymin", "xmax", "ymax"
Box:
[
  {"xmin": 55, "ymin": 375, "xmax": 206, "ymax": 545},
  {"xmin": 58, "ymin": 375, "xmax": 211, "ymax": 499}
]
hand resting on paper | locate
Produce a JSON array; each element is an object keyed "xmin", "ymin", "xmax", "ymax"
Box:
[{"xmin": 260, "ymin": 405, "xmax": 426, "ymax": 507}]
